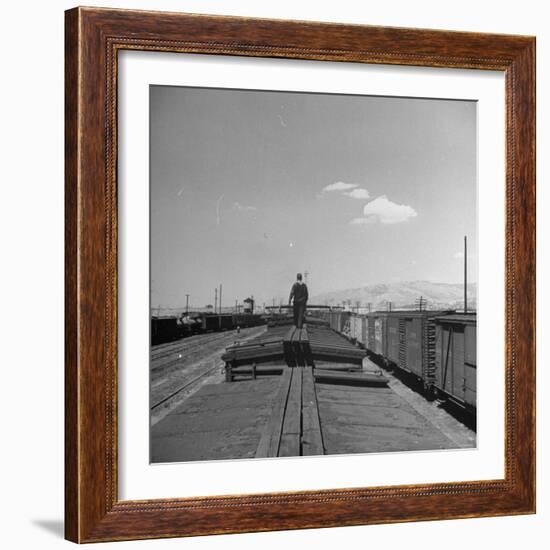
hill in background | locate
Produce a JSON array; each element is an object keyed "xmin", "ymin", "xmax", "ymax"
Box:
[{"xmin": 311, "ymin": 280, "xmax": 476, "ymax": 311}]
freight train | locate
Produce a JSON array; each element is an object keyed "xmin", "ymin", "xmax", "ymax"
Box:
[
  {"xmin": 151, "ymin": 312, "xmax": 265, "ymax": 346},
  {"xmin": 315, "ymin": 309, "xmax": 477, "ymax": 414}
]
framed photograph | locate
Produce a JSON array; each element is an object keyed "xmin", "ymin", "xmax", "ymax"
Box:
[{"xmin": 65, "ymin": 7, "xmax": 535, "ymax": 543}]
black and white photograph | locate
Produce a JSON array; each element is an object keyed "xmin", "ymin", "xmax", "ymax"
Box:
[
  {"xmin": 3, "ymin": 0, "xmax": 544, "ymax": 547},
  {"xmin": 149, "ymin": 85, "xmax": 478, "ymax": 463}
]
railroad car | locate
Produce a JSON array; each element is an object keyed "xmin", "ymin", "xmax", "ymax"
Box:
[
  {"xmin": 201, "ymin": 313, "xmax": 264, "ymax": 332},
  {"xmin": 152, "ymin": 313, "xmax": 265, "ymax": 345},
  {"xmin": 151, "ymin": 316, "xmax": 185, "ymax": 345},
  {"xmin": 348, "ymin": 315, "xmax": 361, "ymax": 343},
  {"xmin": 361, "ymin": 310, "xmax": 473, "ymax": 400},
  {"xmin": 201, "ymin": 314, "xmax": 222, "ymax": 332},
  {"xmin": 332, "ymin": 311, "xmax": 351, "ymax": 334},
  {"xmin": 232, "ymin": 313, "xmax": 266, "ymax": 328},
  {"xmin": 433, "ymin": 314, "xmax": 477, "ymax": 411},
  {"xmin": 220, "ymin": 314, "xmax": 234, "ymax": 330},
  {"xmin": 365, "ymin": 311, "xmax": 390, "ymax": 357},
  {"xmin": 349, "ymin": 314, "xmax": 367, "ymax": 346},
  {"xmin": 392, "ymin": 311, "xmax": 451, "ymax": 389},
  {"xmin": 327, "ymin": 310, "xmax": 339, "ymax": 332},
  {"xmin": 385, "ymin": 314, "xmax": 401, "ymax": 366}
]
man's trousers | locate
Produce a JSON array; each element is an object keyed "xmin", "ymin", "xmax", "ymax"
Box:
[{"xmin": 293, "ymin": 301, "xmax": 306, "ymax": 329}]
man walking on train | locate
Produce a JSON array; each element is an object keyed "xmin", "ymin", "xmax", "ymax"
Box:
[{"xmin": 288, "ymin": 273, "xmax": 309, "ymax": 329}]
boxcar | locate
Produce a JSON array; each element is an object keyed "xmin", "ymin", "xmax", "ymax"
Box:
[
  {"xmin": 366, "ymin": 314, "xmax": 377, "ymax": 352},
  {"xmin": 348, "ymin": 314, "xmax": 356, "ymax": 341},
  {"xmin": 355, "ymin": 315, "xmax": 367, "ymax": 347},
  {"xmin": 386, "ymin": 314, "xmax": 401, "ymax": 366},
  {"xmin": 365, "ymin": 312, "xmax": 390, "ymax": 358},
  {"xmin": 396, "ymin": 311, "xmax": 453, "ymax": 386},
  {"xmin": 327, "ymin": 311, "xmax": 338, "ymax": 331},
  {"xmin": 341, "ymin": 311, "xmax": 352, "ymax": 334},
  {"xmin": 329, "ymin": 310, "xmax": 350, "ymax": 333},
  {"xmin": 231, "ymin": 313, "xmax": 245, "ymax": 327},
  {"xmin": 233, "ymin": 313, "xmax": 259, "ymax": 328},
  {"xmin": 201, "ymin": 314, "xmax": 221, "ymax": 332},
  {"xmin": 433, "ymin": 314, "xmax": 477, "ymax": 411},
  {"xmin": 220, "ymin": 314, "xmax": 234, "ymax": 330},
  {"xmin": 349, "ymin": 314, "xmax": 361, "ymax": 343},
  {"xmin": 151, "ymin": 316, "xmax": 185, "ymax": 345},
  {"xmin": 240, "ymin": 313, "xmax": 266, "ymax": 328}
]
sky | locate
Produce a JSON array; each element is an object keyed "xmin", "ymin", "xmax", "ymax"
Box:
[{"xmin": 150, "ymin": 85, "xmax": 477, "ymax": 310}]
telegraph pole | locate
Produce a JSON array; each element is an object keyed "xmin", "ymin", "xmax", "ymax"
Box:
[
  {"xmin": 214, "ymin": 287, "xmax": 218, "ymax": 313},
  {"xmin": 219, "ymin": 283, "xmax": 223, "ymax": 314},
  {"xmin": 464, "ymin": 235, "xmax": 468, "ymax": 314},
  {"xmin": 185, "ymin": 294, "xmax": 189, "ymax": 315}
]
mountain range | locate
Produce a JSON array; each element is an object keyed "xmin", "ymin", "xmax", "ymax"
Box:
[{"xmin": 311, "ymin": 280, "xmax": 476, "ymax": 311}]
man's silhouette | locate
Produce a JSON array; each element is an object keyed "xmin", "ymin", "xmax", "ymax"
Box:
[{"xmin": 288, "ymin": 273, "xmax": 308, "ymax": 329}]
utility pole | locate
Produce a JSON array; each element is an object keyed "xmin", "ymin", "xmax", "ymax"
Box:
[
  {"xmin": 415, "ymin": 296, "xmax": 426, "ymax": 311},
  {"xmin": 214, "ymin": 287, "xmax": 218, "ymax": 314},
  {"xmin": 185, "ymin": 294, "xmax": 189, "ymax": 315},
  {"xmin": 464, "ymin": 235, "xmax": 468, "ymax": 314},
  {"xmin": 219, "ymin": 283, "xmax": 223, "ymax": 314},
  {"xmin": 304, "ymin": 270, "xmax": 309, "ymax": 284}
]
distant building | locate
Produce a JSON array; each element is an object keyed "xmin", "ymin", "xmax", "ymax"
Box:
[{"xmin": 243, "ymin": 297, "xmax": 254, "ymax": 314}]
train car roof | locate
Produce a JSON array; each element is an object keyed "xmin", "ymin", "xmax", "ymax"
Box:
[
  {"xmin": 365, "ymin": 309, "xmax": 457, "ymax": 317},
  {"xmin": 434, "ymin": 313, "xmax": 477, "ymax": 324}
]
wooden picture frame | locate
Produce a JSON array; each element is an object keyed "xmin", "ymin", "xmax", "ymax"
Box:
[{"xmin": 65, "ymin": 6, "xmax": 536, "ymax": 543}]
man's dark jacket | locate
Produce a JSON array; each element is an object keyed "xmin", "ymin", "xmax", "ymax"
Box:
[{"xmin": 289, "ymin": 282, "xmax": 309, "ymax": 304}]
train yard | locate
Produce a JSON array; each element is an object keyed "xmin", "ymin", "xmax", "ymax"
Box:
[
  {"xmin": 151, "ymin": 309, "xmax": 476, "ymax": 463},
  {"xmin": 151, "ymin": 325, "xmax": 267, "ymax": 424},
  {"xmin": 151, "ymin": 312, "xmax": 265, "ymax": 345}
]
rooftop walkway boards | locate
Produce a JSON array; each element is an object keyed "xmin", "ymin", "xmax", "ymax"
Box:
[
  {"xmin": 150, "ymin": 322, "xmax": 456, "ymax": 463},
  {"xmin": 316, "ymin": 382, "xmax": 453, "ymax": 454},
  {"xmin": 151, "ymin": 376, "xmax": 281, "ymax": 462},
  {"xmin": 151, "ymin": 367, "xmax": 454, "ymax": 463}
]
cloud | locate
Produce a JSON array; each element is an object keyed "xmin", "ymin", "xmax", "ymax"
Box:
[
  {"xmin": 454, "ymin": 251, "xmax": 464, "ymax": 259},
  {"xmin": 232, "ymin": 202, "xmax": 257, "ymax": 212},
  {"xmin": 343, "ymin": 188, "xmax": 370, "ymax": 200},
  {"xmin": 350, "ymin": 195, "xmax": 417, "ymax": 225},
  {"xmin": 322, "ymin": 181, "xmax": 359, "ymax": 193}
]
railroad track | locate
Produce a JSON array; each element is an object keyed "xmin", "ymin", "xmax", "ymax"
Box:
[
  {"xmin": 151, "ymin": 333, "xmax": 230, "ymax": 363},
  {"xmin": 151, "ymin": 333, "xmax": 231, "ymax": 370},
  {"xmin": 151, "ymin": 361, "xmax": 221, "ymax": 411},
  {"xmin": 151, "ymin": 326, "xmax": 267, "ymax": 423}
]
